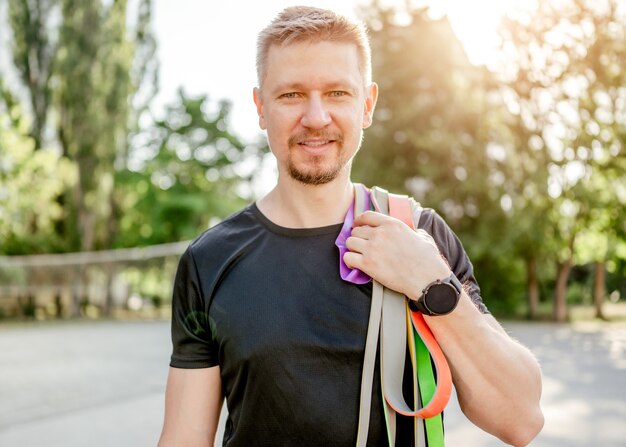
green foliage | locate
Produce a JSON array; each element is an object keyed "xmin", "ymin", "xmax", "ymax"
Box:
[
  {"xmin": 356, "ymin": 0, "xmax": 626, "ymax": 316},
  {"xmin": 497, "ymin": 0, "xmax": 626, "ymax": 316},
  {"xmin": 0, "ymin": 111, "xmax": 73, "ymax": 254},
  {"xmin": 54, "ymin": 0, "xmax": 135, "ymax": 251},
  {"xmin": 114, "ymin": 90, "xmax": 265, "ymax": 247},
  {"xmin": 357, "ymin": 6, "xmax": 487, "ymax": 198},
  {"xmin": 4, "ymin": 0, "xmax": 163, "ymax": 256},
  {"xmin": 356, "ymin": 3, "xmax": 518, "ymax": 309},
  {"xmin": 2, "ymin": 0, "xmax": 264, "ymax": 260}
]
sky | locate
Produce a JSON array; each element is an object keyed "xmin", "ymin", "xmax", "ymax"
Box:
[{"xmin": 152, "ymin": 0, "xmax": 523, "ymax": 142}]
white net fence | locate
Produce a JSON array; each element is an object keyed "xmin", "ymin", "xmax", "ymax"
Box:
[{"xmin": 0, "ymin": 241, "xmax": 189, "ymax": 319}]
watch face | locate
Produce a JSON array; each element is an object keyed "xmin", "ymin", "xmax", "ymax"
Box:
[{"xmin": 425, "ymin": 283, "xmax": 459, "ymax": 314}]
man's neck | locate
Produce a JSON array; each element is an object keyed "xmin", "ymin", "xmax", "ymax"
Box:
[{"xmin": 256, "ymin": 175, "xmax": 355, "ymax": 229}]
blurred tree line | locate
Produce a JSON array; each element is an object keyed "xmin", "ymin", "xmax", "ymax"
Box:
[
  {"xmin": 354, "ymin": 0, "xmax": 626, "ymax": 320},
  {"xmin": 0, "ymin": 0, "xmax": 265, "ymax": 317},
  {"xmin": 0, "ymin": 0, "xmax": 263, "ymax": 256},
  {"xmin": 0, "ymin": 0, "xmax": 624, "ymax": 320}
]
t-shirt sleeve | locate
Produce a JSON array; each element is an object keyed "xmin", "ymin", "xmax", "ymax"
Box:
[
  {"xmin": 416, "ymin": 208, "xmax": 490, "ymax": 314},
  {"xmin": 169, "ymin": 246, "xmax": 219, "ymax": 368}
]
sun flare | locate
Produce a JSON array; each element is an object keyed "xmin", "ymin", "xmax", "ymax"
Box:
[{"xmin": 424, "ymin": 0, "xmax": 535, "ymax": 66}]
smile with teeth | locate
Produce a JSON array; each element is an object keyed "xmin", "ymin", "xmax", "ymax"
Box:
[
  {"xmin": 300, "ymin": 140, "xmax": 333, "ymax": 147},
  {"xmin": 289, "ymin": 133, "xmax": 342, "ymax": 152}
]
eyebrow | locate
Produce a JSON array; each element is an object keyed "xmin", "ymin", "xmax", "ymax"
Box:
[{"xmin": 271, "ymin": 81, "xmax": 358, "ymax": 95}]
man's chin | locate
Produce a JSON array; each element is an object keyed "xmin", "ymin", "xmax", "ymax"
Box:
[{"xmin": 288, "ymin": 165, "xmax": 342, "ymax": 186}]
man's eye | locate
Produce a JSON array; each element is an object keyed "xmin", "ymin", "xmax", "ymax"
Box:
[
  {"xmin": 330, "ymin": 91, "xmax": 347, "ymax": 97},
  {"xmin": 280, "ymin": 92, "xmax": 300, "ymax": 99}
]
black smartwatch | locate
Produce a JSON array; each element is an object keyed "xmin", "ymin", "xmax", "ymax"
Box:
[{"xmin": 410, "ymin": 273, "xmax": 462, "ymax": 316}]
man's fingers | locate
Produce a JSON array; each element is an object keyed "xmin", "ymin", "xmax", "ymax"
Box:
[
  {"xmin": 345, "ymin": 236, "xmax": 367, "ymax": 254},
  {"xmin": 352, "ymin": 210, "xmax": 388, "ymax": 227},
  {"xmin": 350, "ymin": 224, "xmax": 373, "ymax": 239},
  {"xmin": 343, "ymin": 251, "xmax": 364, "ymax": 270}
]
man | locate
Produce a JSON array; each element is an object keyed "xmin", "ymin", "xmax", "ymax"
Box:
[{"xmin": 158, "ymin": 6, "xmax": 543, "ymax": 447}]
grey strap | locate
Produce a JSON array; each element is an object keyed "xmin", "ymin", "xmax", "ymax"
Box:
[
  {"xmin": 410, "ymin": 198, "xmax": 423, "ymax": 230},
  {"xmin": 356, "ymin": 188, "xmax": 428, "ymax": 447},
  {"xmin": 355, "ymin": 186, "xmax": 384, "ymax": 447},
  {"xmin": 370, "ymin": 188, "xmax": 397, "ymax": 447}
]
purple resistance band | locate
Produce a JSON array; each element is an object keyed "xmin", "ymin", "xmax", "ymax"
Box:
[{"xmin": 335, "ymin": 185, "xmax": 371, "ymax": 285}]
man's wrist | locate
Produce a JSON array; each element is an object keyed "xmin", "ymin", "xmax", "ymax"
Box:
[
  {"xmin": 406, "ymin": 265, "xmax": 452, "ymax": 302},
  {"xmin": 409, "ymin": 272, "xmax": 462, "ymax": 316}
]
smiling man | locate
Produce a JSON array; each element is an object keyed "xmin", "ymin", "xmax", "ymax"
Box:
[
  {"xmin": 158, "ymin": 6, "xmax": 543, "ymax": 447},
  {"xmin": 255, "ymin": 38, "xmax": 375, "ymax": 188}
]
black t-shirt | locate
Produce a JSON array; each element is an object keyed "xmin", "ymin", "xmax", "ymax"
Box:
[{"xmin": 170, "ymin": 203, "xmax": 487, "ymax": 446}]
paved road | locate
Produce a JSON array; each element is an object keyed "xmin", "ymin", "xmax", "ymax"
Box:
[{"xmin": 0, "ymin": 319, "xmax": 624, "ymax": 446}]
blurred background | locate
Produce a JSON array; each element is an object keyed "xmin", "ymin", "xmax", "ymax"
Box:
[{"xmin": 0, "ymin": 0, "xmax": 625, "ymax": 446}]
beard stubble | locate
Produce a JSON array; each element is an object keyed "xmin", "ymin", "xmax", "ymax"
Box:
[{"xmin": 286, "ymin": 131, "xmax": 347, "ymax": 185}]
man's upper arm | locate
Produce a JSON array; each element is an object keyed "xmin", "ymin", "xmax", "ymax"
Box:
[{"xmin": 158, "ymin": 366, "xmax": 224, "ymax": 447}]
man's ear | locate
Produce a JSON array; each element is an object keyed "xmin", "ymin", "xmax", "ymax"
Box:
[
  {"xmin": 253, "ymin": 87, "xmax": 267, "ymax": 130},
  {"xmin": 362, "ymin": 82, "xmax": 379, "ymax": 129}
]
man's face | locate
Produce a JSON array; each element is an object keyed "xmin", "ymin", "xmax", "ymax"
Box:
[{"xmin": 253, "ymin": 40, "xmax": 377, "ymax": 185}]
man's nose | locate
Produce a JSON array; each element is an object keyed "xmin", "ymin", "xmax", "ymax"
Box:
[{"xmin": 300, "ymin": 95, "xmax": 331, "ymax": 129}]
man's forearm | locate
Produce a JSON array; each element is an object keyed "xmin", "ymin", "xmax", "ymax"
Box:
[
  {"xmin": 158, "ymin": 367, "xmax": 223, "ymax": 447},
  {"xmin": 424, "ymin": 292, "xmax": 544, "ymax": 446}
]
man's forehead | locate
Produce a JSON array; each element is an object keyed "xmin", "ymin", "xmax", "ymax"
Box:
[{"xmin": 263, "ymin": 40, "xmax": 364, "ymax": 87}]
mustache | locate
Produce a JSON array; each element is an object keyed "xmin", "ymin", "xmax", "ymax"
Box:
[{"xmin": 288, "ymin": 131, "xmax": 343, "ymax": 147}]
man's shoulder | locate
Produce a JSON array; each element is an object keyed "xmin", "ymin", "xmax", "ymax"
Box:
[
  {"xmin": 413, "ymin": 205, "xmax": 442, "ymax": 230},
  {"xmin": 410, "ymin": 203, "xmax": 455, "ymax": 238},
  {"xmin": 364, "ymin": 185, "xmax": 445, "ymax": 231},
  {"xmin": 189, "ymin": 203, "xmax": 263, "ymax": 257}
]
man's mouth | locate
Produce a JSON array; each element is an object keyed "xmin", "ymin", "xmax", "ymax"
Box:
[
  {"xmin": 299, "ymin": 139, "xmax": 334, "ymax": 147},
  {"xmin": 289, "ymin": 133, "xmax": 343, "ymax": 152}
]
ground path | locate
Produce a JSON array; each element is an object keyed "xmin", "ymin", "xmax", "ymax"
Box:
[{"xmin": 0, "ymin": 319, "xmax": 624, "ymax": 446}]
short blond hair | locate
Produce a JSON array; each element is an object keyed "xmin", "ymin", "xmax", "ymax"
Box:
[{"xmin": 256, "ymin": 6, "xmax": 372, "ymax": 87}]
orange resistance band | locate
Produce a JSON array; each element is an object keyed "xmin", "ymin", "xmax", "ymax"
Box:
[{"xmin": 386, "ymin": 194, "xmax": 453, "ymax": 418}]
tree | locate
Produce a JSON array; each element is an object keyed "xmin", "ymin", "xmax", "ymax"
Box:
[
  {"xmin": 8, "ymin": 0, "xmax": 58, "ymax": 149},
  {"xmin": 55, "ymin": 0, "xmax": 126, "ymax": 252},
  {"xmin": 0, "ymin": 105, "xmax": 72, "ymax": 255},
  {"xmin": 498, "ymin": 0, "xmax": 626, "ymax": 321},
  {"xmin": 115, "ymin": 90, "xmax": 266, "ymax": 247},
  {"xmin": 355, "ymin": 0, "xmax": 626, "ymax": 319},
  {"xmin": 572, "ymin": 0, "xmax": 626, "ymax": 319},
  {"xmin": 355, "ymin": 2, "xmax": 526, "ymax": 313},
  {"xmin": 2, "ymin": 1, "xmax": 271, "ymax": 319}
]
